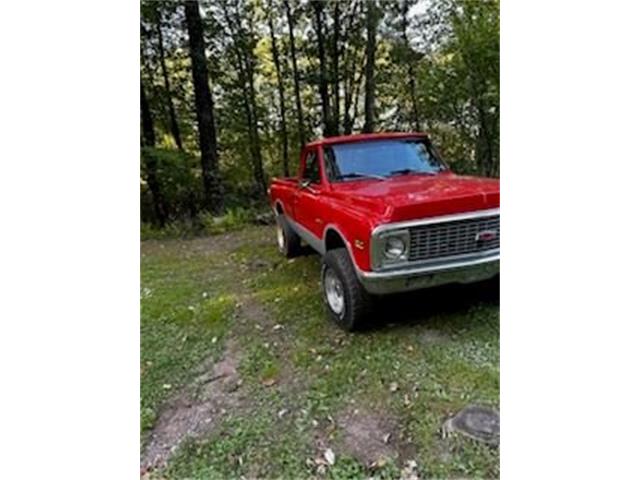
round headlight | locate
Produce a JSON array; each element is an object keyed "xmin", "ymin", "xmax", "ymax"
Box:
[{"xmin": 384, "ymin": 236, "xmax": 406, "ymax": 260}]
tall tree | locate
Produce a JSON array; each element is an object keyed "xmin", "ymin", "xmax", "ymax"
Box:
[
  {"xmin": 363, "ymin": 0, "xmax": 378, "ymax": 133},
  {"xmin": 284, "ymin": 0, "xmax": 306, "ymax": 149},
  {"xmin": 330, "ymin": 1, "xmax": 340, "ymax": 134},
  {"xmin": 184, "ymin": 0, "xmax": 224, "ymax": 214},
  {"xmin": 311, "ymin": 0, "xmax": 336, "ymax": 136},
  {"xmin": 155, "ymin": 6, "xmax": 183, "ymax": 150},
  {"xmin": 140, "ymin": 81, "xmax": 167, "ymax": 226},
  {"xmin": 344, "ymin": 56, "xmax": 365, "ymax": 134},
  {"xmin": 141, "ymin": 81, "xmax": 156, "ymax": 148},
  {"xmin": 340, "ymin": 0, "xmax": 364, "ymax": 135},
  {"xmin": 400, "ymin": 0, "xmax": 421, "ymax": 131},
  {"xmin": 222, "ymin": 0, "xmax": 267, "ymax": 194},
  {"xmin": 267, "ymin": 1, "xmax": 290, "ymax": 177}
]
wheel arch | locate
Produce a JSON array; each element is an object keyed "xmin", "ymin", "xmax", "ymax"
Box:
[{"xmin": 322, "ymin": 224, "xmax": 364, "ymax": 274}]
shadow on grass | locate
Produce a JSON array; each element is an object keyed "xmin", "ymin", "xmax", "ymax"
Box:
[{"xmin": 361, "ymin": 276, "xmax": 499, "ymax": 332}]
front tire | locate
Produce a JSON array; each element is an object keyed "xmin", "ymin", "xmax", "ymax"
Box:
[{"xmin": 321, "ymin": 248, "xmax": 373, "ymax": 331}]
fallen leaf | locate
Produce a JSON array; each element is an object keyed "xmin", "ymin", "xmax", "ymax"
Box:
[
  {"xmin": 383, "ymin": 433, "xmax": 391, "ymax": 444},
  {"xmin": 324, "ymin": 448, "xmax": 335, "ymax": 466},
  {"xmin": 369, "ymin": 457, "xmax": 387, "ymax": 469},
  {"xmin": 261, "ymin": 377, "xmax": 277, "ymax": 387}
]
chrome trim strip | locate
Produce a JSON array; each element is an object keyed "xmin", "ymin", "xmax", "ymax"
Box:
[{"xmin": 371, "ymin": 208, "xmax": 500, "ymax": 235}]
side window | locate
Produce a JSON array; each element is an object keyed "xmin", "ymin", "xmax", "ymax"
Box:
[{"xmin": 302, "ymin": 150, "xmax": 321, "ymax": 184}]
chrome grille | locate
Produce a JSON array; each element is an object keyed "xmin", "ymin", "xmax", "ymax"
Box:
[{"xmin": 408, "ymin": 215, "xmax": 500, "ymax": 262}]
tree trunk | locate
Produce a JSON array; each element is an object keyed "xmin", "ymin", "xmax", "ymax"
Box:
[
  {"xmin": 363, "ymin": 0, "xmax": 378, "ymax": 133},
  {"xmin": 155, "ymin": 8, "xmax": 183, "ymax": 150},
  {"xmin": 141, "ymin": 81, "xmax": 167, "ymax": 226},
  {"xmin": 284, "ymin": 0, "xmax": 306, "ymax": 150},
  {"xmin": 401, "ymin": 0, "xmax": 421, "ymax": 131},
  {"xmin": 351, "ymin": 58, "xmax": 365, "ymax": 132},
  {"xmin": 344, "ymin": 52, "xmax": 365, "ymax": 135},
  {"xmin": 184, "ymin": 0, "xmax": 224, "ymax": 214},
  {"xmin": 312, "ymin": 0, "xmax": 335, "ymax": 137},
  {"xmin": 244, "ymin": 12, "xmax": 267, "ymax": 194},
  {"xmin": 331, "ymin": 1, "xmax": 340, "ymax": 134},
  {"xmin": 267, "ymin": 3, "xmax": 290, "ymax": 177},
  {"xmin": 141, "ymin": 81, "xmax": 156, "ymax": 148},
  {"xmin": 339, "ymin": 0, "xmax": 361, "ymax": 134},
  {"xmin": 408, "ymin": 65, "xmax": 421, "ymax": 131}
]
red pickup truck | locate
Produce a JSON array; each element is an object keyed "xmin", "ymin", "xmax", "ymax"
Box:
[{"xmin": 269, "ymin": 132, "xmax": 499, "ymax": 330}]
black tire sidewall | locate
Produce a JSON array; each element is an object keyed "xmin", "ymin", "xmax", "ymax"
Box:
[{"xmin": 322, "ymin": 250, "xmax": 360, "ymax": 330}]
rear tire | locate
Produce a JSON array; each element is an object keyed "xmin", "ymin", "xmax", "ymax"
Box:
[
  {"xmin": 276, "ymin": 215, "xmax": 301, "ymax": 258},
  {"xmin": 321, "ymin": 248, "xmax": 373, "ymax": 331}
]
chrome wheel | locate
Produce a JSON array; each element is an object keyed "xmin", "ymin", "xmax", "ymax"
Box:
[{"xmin": 323, "ymin": 268, "xmax": 345, "ymax": 316}]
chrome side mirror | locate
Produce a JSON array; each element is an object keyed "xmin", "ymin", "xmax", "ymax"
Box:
[{"xmin": 299, "ymin": 179, "xmax": 312, "ymax": 189}]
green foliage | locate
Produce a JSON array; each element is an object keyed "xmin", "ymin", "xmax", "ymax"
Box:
[
  {"xmin": 141, "ymin": 0, "xmax": 499, "ymax": 222},
  {"xmin": 198, "ymin": 207, "xmax": 254, "ymax": 235},
  {"xmin": 416, "ymin": 0, "xmax": 500, "ymax": 176},
  {"xmin": 140, "ymin": 205, "xmax": 269, "ymax": 240},
  {"xmin": 141, "ymin": 147, "xmax": 200, "ymax": 222}
]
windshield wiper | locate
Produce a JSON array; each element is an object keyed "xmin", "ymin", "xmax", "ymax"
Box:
[
  {"xmin": 388, "ymin": 168, "xmax": 436, "ymax": 177},
  {"xmin": 337, "ymin": 172, "xmax": 386, "ymax": 181}
]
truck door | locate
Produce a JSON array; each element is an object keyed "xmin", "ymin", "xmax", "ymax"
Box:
[{"xmin": 293, "ymin": 147, "xmax": 326, "ymax": 243}]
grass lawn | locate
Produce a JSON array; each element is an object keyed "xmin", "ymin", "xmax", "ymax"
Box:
[{"xmin": 141, "ymin": 225, "xmax": 499, "ymax": 479}]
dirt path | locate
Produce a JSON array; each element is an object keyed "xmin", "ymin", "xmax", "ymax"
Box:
[{"xmin": 141, "ymin": 230, "xmax": 295, "ymax": 472}]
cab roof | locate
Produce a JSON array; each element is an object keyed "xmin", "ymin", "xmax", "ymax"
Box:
[{"xmin": 305, "ymin": 132, "xmax": 428, "ymax": 148}]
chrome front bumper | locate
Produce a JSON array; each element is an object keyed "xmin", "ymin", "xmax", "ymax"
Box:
[{"xmin": 357, "ymin": 253, "xmax": 499, "ymax": 295}]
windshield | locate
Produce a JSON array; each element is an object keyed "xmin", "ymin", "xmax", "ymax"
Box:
[{"xmin": 323, "ymin": 139, "xmax": 446, "ymax": 182}]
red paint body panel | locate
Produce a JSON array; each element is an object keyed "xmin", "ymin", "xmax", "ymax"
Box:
[{"xmin": 269, "ymin": 133, "xmax": 500, "ymax": 272}]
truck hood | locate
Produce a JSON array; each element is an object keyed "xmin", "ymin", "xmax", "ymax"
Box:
[{"xmin": 329, "ymin": 172, "xmax": 500, "ymax": 222}]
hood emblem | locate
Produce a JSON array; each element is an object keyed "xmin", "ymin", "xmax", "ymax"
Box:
[{"xmin": 475, "ymin": 230, "xmax": 497, "ymax": 242}]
